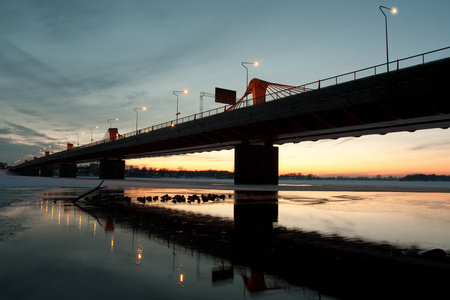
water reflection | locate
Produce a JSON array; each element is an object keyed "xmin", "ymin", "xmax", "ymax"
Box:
[
  {"xmin": 212, "ymin": 261, "xmax": 233, "ymax": 284},
  {"xmin": 234, "ymin": 190, "xmax": 278, "ymax": 234},
  {"xmin": 31, "ymin": 188, "xmax": 450, "ymax": 300},
  {"xmin": 240, "ymin": 267, "xmax": 281, "ymax": 295}
]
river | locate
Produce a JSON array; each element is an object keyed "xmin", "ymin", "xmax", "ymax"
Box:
[{"xmin": 0, "ymin": 173, "xmax": 449, "ymax": 299}]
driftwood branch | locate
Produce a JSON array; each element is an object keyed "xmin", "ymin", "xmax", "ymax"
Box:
[
  {"xmin": 72, "ymin": 180, "xmax": 106, "ymax": 203},
  {"xmin": 71, "ymin": 180, "xmax": 107, "ymax": 228}
]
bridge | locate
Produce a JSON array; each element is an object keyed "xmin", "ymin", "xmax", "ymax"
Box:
[{"xmin": 10, "ymin": 47, "xmax": 450, "ymax": 184}]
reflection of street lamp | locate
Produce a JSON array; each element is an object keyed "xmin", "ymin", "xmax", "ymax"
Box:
[
  {"xmin": 107, "ymin": 118, "xmax": 118, "ymax": 128},
  {"xmin": 241, "ymin": 61, "xmax": 258, "ymax": 106},
  {"xmin": 133, "ymin": 107, "xmax": 146, "ymax": 133},
  {"xmin": 89, "ymin": 126, "xmax": 98, "ymax": 142},
  {"xmin": 379, "ymin": 6, "xmax": 397, "ymax": 71},
  {"xmin": 173, "ymin": 90, "xmax": 188, "ymax": 122}
]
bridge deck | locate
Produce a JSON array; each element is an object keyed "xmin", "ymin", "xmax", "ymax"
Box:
[{"xmin": 11, "ymin": 56, "xmax": 450, "ymax": 171}]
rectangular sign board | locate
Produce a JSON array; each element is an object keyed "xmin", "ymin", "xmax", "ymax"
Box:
[{"xmin": 215, "ymin": 87, "xmax": 237, "ymax": 105}]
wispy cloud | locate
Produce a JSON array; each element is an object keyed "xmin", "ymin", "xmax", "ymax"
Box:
[
  {"xmin": 1, "ymin": 0, "xmax": 450, "ymax": 173},
  {"xmin": 0, "ymin": 38, "xmax": 79, "ymax": 96},
  {"xmin": 411, "ymin": 139, "xmax": 450, "ymax": 151},
  {"xmin": 0, "ymin": 122, "xmax": 54, "ymax": 142}
]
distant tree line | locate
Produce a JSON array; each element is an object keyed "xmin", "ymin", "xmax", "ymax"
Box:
[
  {"xmin": 46, "ymin": 164, "xmax": 450, "ymax": 182},
  {"xmin": 399, "ymin": 174, "xmax": 450, "ymax": 182},
  {"xmin": 279, "ymin": 173, "xmax": 399, "ymax": 181},
  {"xmin": 74, "ymin": 164, "xmax": 234, "ymax": 179},
  {"xmin": 281, "ymin": 173, "xmax": 450, "ymax": 182},
  {"xmin": 279, "ymin": 173, "xmax": 321, "ymax": 180},
  {"xmin": 126, "ymin": 166, "xmax": 233, "ymax": 179},
  {"xmin": 77, "ymin": 163, "xmax": 99, "ymax": 176},
  {"xmin": 0, "ymin": 162, "xmax": 8, "ymax": 169}
]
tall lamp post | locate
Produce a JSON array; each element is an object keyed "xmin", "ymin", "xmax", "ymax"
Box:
[
  {"xmin": 107, "ymin": 118, "xmax": 118, "ymax": 128},
  {"xmin": 379, "ymin": 6, "xmax": 397, "ymax": 72},
  {"xmin": 74, "ymin": 133, "xmax": 80, "ymax": 146},
  {"xmin": 173, "ymin": 90, "xmax": 188, "ymax": 123},
  {"xmin": 75, "ymin": 132, "xmax": 84, "ymax": 146},
  {"xmin": 241, "ymin": 61, "xmax": 258, "ymax": 106},
  {"xmin": 89, "ymin": 126, "xmax": 98, "ymax": 142},
  {"xmin": 133, "ymin": 107, "xmax": 146, "ymax": 134}
]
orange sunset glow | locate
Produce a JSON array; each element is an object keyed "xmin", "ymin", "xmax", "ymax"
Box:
[{"xmin": 129, "ymin": 128, "xmax": 450, "ymax": 177}]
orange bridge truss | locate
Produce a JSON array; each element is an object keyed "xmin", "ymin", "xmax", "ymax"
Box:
[{"xmin": 226, "ymin": 78, "xmax": 313, "ymax": 111}]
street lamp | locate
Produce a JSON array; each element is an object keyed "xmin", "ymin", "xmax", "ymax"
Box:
[
  {"xmin": 379, "ymin": 6, "xmax": 397, "ymax": 72},
  {"xmin": 173, "ymin": 90, "xmax": 188, "ymax": 123},
  {"xmin": 73, "ymin": 132, "xmax": 83, "ymax": 146},
  {"xmin": 241, "ymin": 61, "xmax": 258, "ymax": 106},
  {"xmin": 133, "ymin": 107, "xmax": 146, "ymax": 133},
  {"xmin": 107, "ymin": 118, "xmax": 119, "ymax": 128},
  {"xmin": 75, "ymin": 132, "xmax": 84, "ymax": 146},
  {"xmin": 89, "ymin": 126, "xmax": 98, "ymax": 142}
]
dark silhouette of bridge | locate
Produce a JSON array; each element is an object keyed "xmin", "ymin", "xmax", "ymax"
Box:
[{"xmin": 10, "ymin": 47, "xmax": 450, "ymax": 184}]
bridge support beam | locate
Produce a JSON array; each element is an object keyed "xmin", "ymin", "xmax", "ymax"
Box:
[
  {"xmin": 19, "ymin": 168, "xmax": 39, "ymax": 177},
  {"xmin": 234, "ymin": 143, "xmax": 278, "ymax": 185},
  {"xmin": 59, "ymin": 163, "xmax": 77, "ymax": 178},
  {"xmin": 40, "ymin": 165, "xmax": 54, "ymax": 177},
  {"xmin": 99, "ymin": 159, "xmax": 125, "ymax": 179}
]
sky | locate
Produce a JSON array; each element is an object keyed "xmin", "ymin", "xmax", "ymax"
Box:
[{"xmin": 1, "ymin": 0, "xmax": 450, "ymax": 176}]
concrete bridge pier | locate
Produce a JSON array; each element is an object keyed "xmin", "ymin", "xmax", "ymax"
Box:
[
  {"xmin": 18, "ymin": 167, "xmax": 39, "ymax": 177},
  {"xmin": 99, "ymin": 158, "xmax": 125, "ymax": 179},
  {"xmin": 59, "ymin": 163, "xmax": 77, "ymax": 178},
  {"xmin": 234, "ymin": 142, "xmax": 278, "ymax": 185},
  {"xmin": 40, "ymin": 165, "xmax": 54, "ymax": 177}
]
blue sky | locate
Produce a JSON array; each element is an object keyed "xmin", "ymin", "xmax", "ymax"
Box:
[{"xmin": 1, "ymin": 0, "xmax": 450, "ymax": 175}]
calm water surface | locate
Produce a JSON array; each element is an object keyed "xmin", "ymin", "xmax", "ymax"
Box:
[
  {"xmin": 122, "ymin": 186, "xmax": 450, "ymax": 250},
  {"xmin": 1, "ymin": 181, "xmax": 449, "ymax": 299}
]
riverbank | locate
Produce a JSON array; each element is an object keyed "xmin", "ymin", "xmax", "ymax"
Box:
[{"xmin": 2, "ymin": 170, "xmax": 450, "ymax": 192}]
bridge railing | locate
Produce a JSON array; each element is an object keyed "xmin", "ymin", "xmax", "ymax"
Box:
[
  {"xmin": 264, "ymin": 45, "xmax": 450, "ymax": 101},
  {"xmin": 46, "ymin": 46, "xmax": 450, "ymax": 155}
]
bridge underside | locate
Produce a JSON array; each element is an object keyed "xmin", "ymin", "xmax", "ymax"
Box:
[
  {"xmin": 11, "ymin": 57, "xmax": 450, "ymax": 183},
  {"xmin": 102, "ymin": 57, "xmax": 450, "ymax": 159}
]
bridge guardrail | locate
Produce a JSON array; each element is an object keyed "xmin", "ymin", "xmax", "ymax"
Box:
[
  {"xmin": 20, "ymin": 46, "xmax": 450, "ymax": 163},
  {"xmin": 268, "ymin": 46, "xmax": 450, "ymax": 99}
]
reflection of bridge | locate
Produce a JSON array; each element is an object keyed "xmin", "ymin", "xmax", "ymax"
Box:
[
  {"xmin": 11, "ymin": 47, "xmax": 450, "ymax": 184},
  {"xmin": 67, "ymin": 188, "xmax": 450, "ymax": 299}
]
